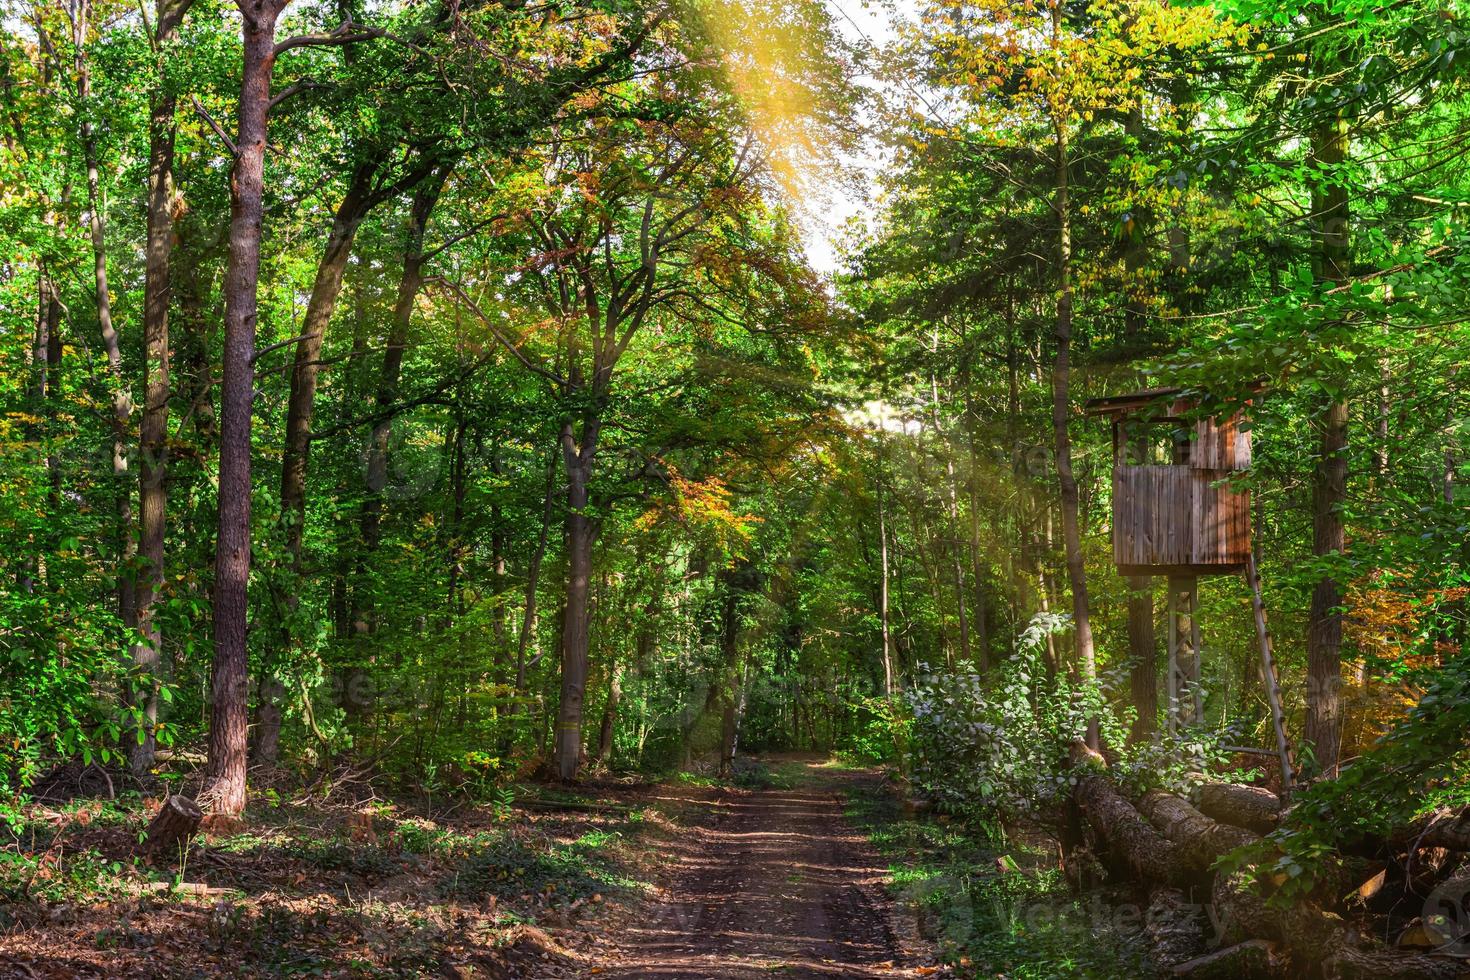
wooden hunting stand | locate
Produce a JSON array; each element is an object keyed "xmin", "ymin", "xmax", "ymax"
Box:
[{"xmin": 1087, "ymin": 388, "xmax": 1294, "ymax": 794}]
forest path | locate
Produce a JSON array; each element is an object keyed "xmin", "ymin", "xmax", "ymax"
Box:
[{"xmin": 577, "ymin": 758, "xmax": 936, "ymax": 979}]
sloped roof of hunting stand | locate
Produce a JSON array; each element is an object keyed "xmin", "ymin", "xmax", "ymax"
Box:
[{"xmin": 1086, "ymin": 387, "xmax": 1254, "ymax": 577}]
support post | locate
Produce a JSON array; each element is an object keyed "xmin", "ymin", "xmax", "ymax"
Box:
[
  {"xmin": 1166, "ymin": 586, "xmax": 1179, "ymax": 738},
  {"xmin": 1245, "ymin": 553, "xmax": 1295, "ymax": 797},
  {"xmin": 1167, "ymin": 575, "xmax": 1200, "ymax": 731}
]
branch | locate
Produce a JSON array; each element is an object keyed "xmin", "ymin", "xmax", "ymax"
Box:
[
  {"xmin": 427, "ymin": 277, "xmax": 566, "ymax": 387},
  {"xmin": 190, "ymin": 97, "xmax": 236, "ymax": 156},
  {"xmin": 250, "ymin": 332, "xmax": 314, "ymax": 364},
  {"xmin": 268, "ymin": 79, "xmax": 329, "ymax": 112},
  {"xmin": 273, "ymin": 20, "xmax": 383, "ymax": 57}
]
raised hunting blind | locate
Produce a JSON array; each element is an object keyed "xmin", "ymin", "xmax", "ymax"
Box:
[
  {"xmin": 1087, "ymin": 387, "xmax": 1252, "ymax": 577},
  {"xmin": 1086, "ymin": 387, "xmax": 1295, "ymax": 793}
]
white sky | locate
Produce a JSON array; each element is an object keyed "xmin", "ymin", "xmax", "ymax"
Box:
[{"xmin": 801, "ymin": 0, "xmax": 910, "ymax": 276}]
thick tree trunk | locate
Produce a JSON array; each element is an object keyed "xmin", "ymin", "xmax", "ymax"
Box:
[
  {"xmin": 554, "ymin": 418, "xmax": 600, "ymax": 780},
  {"xmin": 1135, "ymin": 790, "xmax": 1257, "ymax": 874},
  {"xmin": 132, "ymin": 0, "xmax": 195, "ymax": 777},
  {"xmin": 1304, "ymin": 113, "xmax": 1351, "ymax": 777},
  {"xmin": 203, "ymin": 3, "xmax": 281, "ymax": 816},
  {"xmin": 1074, "ymin": 769, "xmax": 1185, "ymax": 886},
  {"xmin": 1127, "ymin": 576, "xmax": 1158, "ymax": 742}
]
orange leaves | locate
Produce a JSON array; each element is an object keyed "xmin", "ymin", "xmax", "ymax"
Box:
[{"xmin": 635, "ymin": 464, "xmax": 761, "ymax": 556}]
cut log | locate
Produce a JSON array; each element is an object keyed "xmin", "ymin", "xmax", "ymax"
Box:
[
  {"xmin": 1171, "ymin": 939, "xmax": 1280, "ymax": 979},
  {"xmin": 1138, "ymin": 791, "xmax": 1258, "ymax": 873},
  {"xmin": 1394, "ymin": 809, "xmax": 1470, "ymax": 852},
  {"xmin": 1195, "ymin": 783, "xmax": 1280, "ymax": 835},
  {"xmin": 144, "ymin": 794, "xmax": 202, "ymax": 858},
  {"xmin": 1075, "ymin": 772, "xmax": 1187, "ymax": 886},
  {"xmin": 1213, "ymin": 865, "xmax": 1469, "ymax": 979},
  {"xmin": 1322, "ymin": 945, "xmax": 1468, "ymax": 980},
  {"xmin": 1147, "ymin": 886, "xmax": 1208, "ymax": 967}
]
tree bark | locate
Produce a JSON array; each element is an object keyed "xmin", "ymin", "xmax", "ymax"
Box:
[
  {"xmin": 144, "ymin": 794, "xmax": 203, "ymax": 858},
  {"xmin": 1303, "ymin": 109, "xmax": 1351, "ymax": 777},
  {"xmin": 594, "ymin": 662, "xmax": 622, "ymax": 765},
  {"xmin": 73, "ymin": 0, "xmax": 136, "ymax": 631},
  {"xmin": 202, "ymin": 0, "xmax": 282, "ymax": 816},
  {"xmin": 554, "ymin": 418, "xmax": 600, "ymax": 780},
  {"xmin": 514, "ymin": 449, "xmax": 559, "ymax": 699},
  {"xmin": 337, "ymin": 160, "xmax": 452, "ymax": 722},
  {"xmin": 1049, "ymin": 82, "xmax": 1097, "ymax": 746},
  {"xmin": 1136, "ymin": 790, "xmax": 1257, "ymax": 874},
  {"xmin": 1194, "ymin": 782, "xmax": 1281, "ymax": 835},
  {"xmin": 132, "ymin": 0, "xmax": 196, "ymax": 777},
  {"xmin": 1127, "ymin": 576, "xmax": 1158, "ymax": 742},
  {"xmin": 280, "ymin": 164, "xmax": 384, "ymax": 562}
]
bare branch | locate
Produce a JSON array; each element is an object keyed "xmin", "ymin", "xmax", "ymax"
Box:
[
  {"xmin": 273, "ymin": 20, "xmax": 382, "ymax": 57},
  {"xmin": 268, "ymin": 79, "xmax": 329, "ymax": 112},
  {"xmin": 427, "ymin": 277, "xmax": 566, "ymax": 387},
  {"xmin": 190, "ymin": 96, "xmax": 236, "ymax": 156}
]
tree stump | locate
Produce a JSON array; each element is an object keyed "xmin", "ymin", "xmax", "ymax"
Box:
[{"xmin": 144, "ymin": 794, "xmax": 202, "ymax": 858}]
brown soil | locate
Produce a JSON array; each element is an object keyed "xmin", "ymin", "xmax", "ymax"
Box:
[{"xmin": 571, "ymin": 759, "xmax": 940, "ymax": 979}]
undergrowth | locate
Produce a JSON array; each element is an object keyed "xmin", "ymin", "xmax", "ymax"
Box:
[{"xmin": 846, "ymin": 786, "xmax": 1157, "ymax": 978}]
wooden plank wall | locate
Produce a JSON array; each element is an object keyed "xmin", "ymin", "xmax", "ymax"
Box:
[
  {"xmin": 1113, "ymin": 464, "xmax": 1250, "ymax": 570},
  {"xmin": 1191, "ymin": 415, "xmax": 1252, "ymax": 471}
]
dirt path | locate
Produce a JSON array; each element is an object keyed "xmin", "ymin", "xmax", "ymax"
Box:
[{"xmin": 580, "ymin": 761, "xmax": 936, "ymax": 979}]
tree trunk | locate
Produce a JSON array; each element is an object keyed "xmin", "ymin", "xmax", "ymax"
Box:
[
  {"xmin": 1127, "ymin": 576, "xmax": 1158, "ymax": 742},
  {"xmin": 266, "ymin": 164, "xmax": 377, "ymax": 743},
  {"xmin": 514, "ymin": 449, "xmax": 559, "ymax": 699},
  {"xmin": 280, "ymin": 163, "xmax": 377, "ymax": 564},
  {"xmin": 1121, "ymin": 104, "xmax": 1158, "ymax": 746},
  {"xmin": 1049, "ymin": 92, "xmax": 1098, "ymax": 746},
  {"xmin": 554, "ymin": 418, "xmax": 600, "ymax": 780},
  {"xmin": 203, "ymin": 1, "xmax": 282, "ymax": 816},
  {"xmin": 1194, "ymin": 782, "xmax": 1281, "ymax": 836},
  {"xmin": 339, "ymin": 161, "xmax": 452, "ymax": 721},
  {"xmin": 928, "ymin": 351, "xmax": 971, "ymax": 665},
  {"xmin": 132, "ymin": 0, "xmax": 195, "ymax": 777},
  {"xmin": 877, "ymin": 443, "xmax": 893, "ymax": 697},
  {"xmin": 74, "ymin": 0, "xmax": 136, "ymax": 631},
  {"xmin": 594, "ymin": 662, "xmax": 622, "ymax": 765},
  {"xmin": 1135, "ymin": 791, "xmax": 1257, "ymax": 874},
  {"xmin": 1303, "ymin": 108, "xmax": 1351, "ymax": 777}
]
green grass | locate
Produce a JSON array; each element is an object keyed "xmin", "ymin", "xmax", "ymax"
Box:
[{"xmin": 846, "ymin": 789, "xmax": 1159, "ymax": 978}]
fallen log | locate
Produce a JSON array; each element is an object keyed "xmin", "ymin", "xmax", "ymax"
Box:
[
  {"xmin": 1146, "ymin": 887, "xmax": 1208, "ymax": 968},
  {"xmin": 1395, "ymin": 809, "xmax": 1470, "ymax": 852},
  {"xmin": 1138, "ymin": 792, "xmax": 1258, "ymax": 874},
  {"xmin": 144, "ymin": 794, "xmax": 202, "ymax": 858},
  {"xmin": 1171, "ymin": 939, "xmax": 1280, "ymax": 979},
  {"xmin": 1213, "ymin": 864, "xmax": 1468, "ymax": 979},
  {"xmin": 1194, "ymin": 783, "xmax": 1281, "ymax": 836},
  {"xmin": 1069, "ymin": 744, "xmax": 1187, "ymax": 887}
]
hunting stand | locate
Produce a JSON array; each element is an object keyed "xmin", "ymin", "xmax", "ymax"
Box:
[{"xmin": 1087, "ymin": 387, "xmax": 1294, "ymax": 794}]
